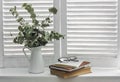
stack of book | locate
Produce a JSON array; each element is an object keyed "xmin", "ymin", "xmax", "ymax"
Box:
[{"xmin": 49, "ymin": 61, "xmax": 91, "ymax": 78}]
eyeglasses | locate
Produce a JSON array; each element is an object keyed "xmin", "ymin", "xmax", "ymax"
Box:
[{"xmin": 58, "ymin": 56, "xmax": 79, "ymax": 63}]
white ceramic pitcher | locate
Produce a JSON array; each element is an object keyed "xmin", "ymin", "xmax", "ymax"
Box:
[{"xmin": 23, "ymin": 46, "xmax": 44, "ymax": 74}]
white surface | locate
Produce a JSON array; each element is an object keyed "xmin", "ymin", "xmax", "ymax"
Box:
[
  {"xmin": 0, "ymin": 67, "xmax": 120, "ymax": 82},
  {"xmin": 0, "ymin": 67, "xmax": 119, "ymax": 77}
]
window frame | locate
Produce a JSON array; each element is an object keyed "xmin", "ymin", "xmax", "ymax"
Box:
[
  {"xmin": 61, "ymin": 0, "xmax": 120, "ymax": 67},
  {"xmin": 0, "ymin": 0, "xmax": 120, "ymax": 68},
  {"xmin": 0, "ymin": 0, "xmax": 4, "ymax": 68},
  {"xmin": 1, "ymin": 0, "xmax": 61, "ymax": 68}
]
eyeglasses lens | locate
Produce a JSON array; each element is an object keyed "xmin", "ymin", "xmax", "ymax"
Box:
[{"xmin": 58, "ymin": 57, "xmax": 69, "ymax": 62}]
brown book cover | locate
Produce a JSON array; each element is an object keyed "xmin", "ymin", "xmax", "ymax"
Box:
[{"xmin": 50, "ymin": 67, "xmax": 91, "ymax": 78}]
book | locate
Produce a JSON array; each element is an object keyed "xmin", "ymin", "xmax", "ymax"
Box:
[
  {"xmin": 49, "ymin": 61, "xmax": 90, "ymax": 72},
  {"xmin": 50, "ymin": 66, "xmax": 91, "ymax": 78},
  {"xmin": 49, "ymin": 61, "xmax": 91, "ymax": 78}
]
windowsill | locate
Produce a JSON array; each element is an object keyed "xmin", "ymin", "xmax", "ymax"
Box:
[{"xmin": 0, "ymin": 67, "xmax": 120, "ymax": 82}]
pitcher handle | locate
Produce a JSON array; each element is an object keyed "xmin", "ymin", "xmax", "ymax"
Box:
[{"xmin": 23, "ymin": 47, "xmax": 31, "ymax": 62}]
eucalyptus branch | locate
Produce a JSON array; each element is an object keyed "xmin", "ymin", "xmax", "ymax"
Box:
[
  {"xmin": 10, "ymin": 6, "xmax": 25, "ymax": 25},
  {"xmin": 10, "ymin": 3, "xmax": 64, "ymax": 48}
]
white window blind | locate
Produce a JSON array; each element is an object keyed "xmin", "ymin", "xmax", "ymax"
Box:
[
  {"xmin": 66, "ymin": 0, "xmax": 118, "ymax": 57},
  {"xmin": 3, "ymin": 0, "xmax": 55, "ymax": 56}
]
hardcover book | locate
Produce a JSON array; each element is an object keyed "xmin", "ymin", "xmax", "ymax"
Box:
[
  {"xmin": 50, "ymin": 66, "xmax": 91, "ymax": 78},
  {"xmin": 49, "ymin": 61, "xmax": 91, "ymax": 78}
]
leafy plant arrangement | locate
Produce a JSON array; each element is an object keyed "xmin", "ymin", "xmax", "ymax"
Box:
[{"xmin": 10, "ymin": 3, "xmax": 64, "ymax": 48}]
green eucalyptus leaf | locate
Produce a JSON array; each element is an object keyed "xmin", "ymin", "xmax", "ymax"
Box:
[
  {"xmin": 13, "ymin": 37, "xmax": 18, "ymax": 43},
  {"xmin": 18, "ymin": 36, "xmax": 24, "ymax": 44},
  {"xmin": 49, "ymin": 7, "xmax": 57, "ymax": 14},
  {"xmin": 22, "ymin": 3, "xmax": 27, "ymax": 7},
  {"xmin": 17, "ymin": 17, "xmax": 23, "ymax": 22},
  {"xmin": 18, "ymin": 26, "xmax": 23, "ymax": 31},
  {"xmin": 46, "ymin": 17, "xmax": 50, "ymax": 21}
]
